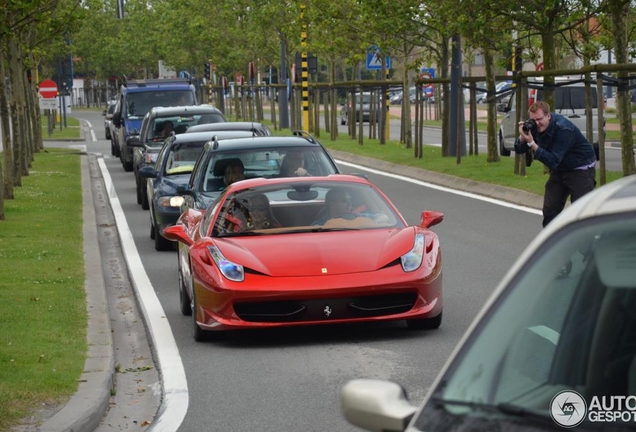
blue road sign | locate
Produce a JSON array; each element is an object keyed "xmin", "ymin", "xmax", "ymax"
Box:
[{"xmin": 366, "ymin": 48, "xmax": 391, "ymax": 70}]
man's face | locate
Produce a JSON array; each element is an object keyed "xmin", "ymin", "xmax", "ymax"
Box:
[
  {"xmin": 248, "ymin": 198, "xmax": 268, "ymax": 223},
  {"xmin": 328, "ymin": 192, "xmax": 352, "ymax": 216},
  {"xmin": 226, "ymin": 165, "xmax": 244, "ymax": 184},
  {"xmin": 529, "ymin": 109, "xmax": 550, "ymax": 133},
  {"xmin": 286, "ymin": 152, "xmax": 304, "ymax": 169}
]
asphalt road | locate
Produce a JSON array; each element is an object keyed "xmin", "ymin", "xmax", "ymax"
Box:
[{"xmin": 66, "ymin": 110, "xmax": 544, "ymax": 431}]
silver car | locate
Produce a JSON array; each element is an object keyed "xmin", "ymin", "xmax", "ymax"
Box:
[
  {"xmin": 102, "ymin": 100, "xmax": 117, "ymax": 140},
  {"xmin": 342, "ymin": 174, "xmax": 636, "ymax": 431},
  {"xmin": 340, "ymin": 92, "xmax": 381, "ymax": 125}
]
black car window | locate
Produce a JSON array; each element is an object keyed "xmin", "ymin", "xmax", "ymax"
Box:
[
  {"xmin": 125, "ymin": 90, "xmax": 195, "ymax": 118},
  {"xmin": 164, "ymin": 142, "xmax": 206, "ymax": 175}
]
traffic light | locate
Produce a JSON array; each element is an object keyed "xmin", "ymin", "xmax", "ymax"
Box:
[{"xmin": 204, "ymin": 62, "xmax": 211, "ymax": 80}]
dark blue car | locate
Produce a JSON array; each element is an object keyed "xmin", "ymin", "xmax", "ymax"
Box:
[
  {"xmin": 137, "ymin": 130, "xmax": 253, "ymax": 251},
  {"xmin": 111, "ymin": 78, "xmax": 198, "ymax": 172}
]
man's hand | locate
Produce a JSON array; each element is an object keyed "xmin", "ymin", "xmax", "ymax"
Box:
[
  {"xmin": 295, "ymin": 167, "xmax": 309, "ymax": 176},
  {"xmin": 517, "ymin": 121, "xmax": 533, "ymax": 143}
]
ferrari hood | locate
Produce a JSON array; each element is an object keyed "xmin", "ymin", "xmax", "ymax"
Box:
[{"xmin": 217, "ymin": 228, "xmax": 417, "ymax": 277}]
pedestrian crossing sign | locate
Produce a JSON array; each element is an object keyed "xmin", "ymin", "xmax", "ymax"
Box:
[{"xmin": 366, "ymin": 47, "xmax": 391, "ymax": 70}]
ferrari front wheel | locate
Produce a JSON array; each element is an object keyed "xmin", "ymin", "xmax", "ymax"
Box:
[
  {"xmin": 192, "ymin": 291, "xmax": 208, "ymax": 342},
  {"xmin": 406, "ymin": 312, "xmax": 442, "ymax": 330},
  {"xmin": 178, "ymin": 262, "xmax": 192, "ymax": 316}
]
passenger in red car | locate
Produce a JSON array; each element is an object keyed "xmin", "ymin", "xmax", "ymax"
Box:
[
  {"xmin": 243, "ymin": 193, "xmax": 281, "ymax": 230},
  {"xmin": 312, "ymin": 188, "xmax": 386, "ymax": 225}
]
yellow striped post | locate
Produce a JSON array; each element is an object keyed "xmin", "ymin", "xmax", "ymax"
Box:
[
  {"xmin": 208, "ymin": 59, "xmax": 213, "ymax": 104},
  {"xmin": 385, "ymin": 68, "xmax": 390, "ymax": 142},
  {"xmin": 301, "ymin": 4, "xmax": 309, "ymax": 132}
]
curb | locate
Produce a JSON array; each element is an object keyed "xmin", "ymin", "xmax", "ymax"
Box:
[{"xmin": 39, "ymin": 155, "xmax": 114, "ymax": 432}]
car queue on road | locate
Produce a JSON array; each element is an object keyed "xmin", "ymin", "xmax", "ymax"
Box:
[
  {"xmin": 109, "ymin": 94, "xmax": 447, "ymax": 340},
  {"xmin": 95, "ymin": 88, "xmax": 636, "ymax": 430}
]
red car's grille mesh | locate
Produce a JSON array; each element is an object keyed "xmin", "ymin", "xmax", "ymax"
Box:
[{"xmin": 234, "ymin": 292, "xmax": 417, "ymax": 323}]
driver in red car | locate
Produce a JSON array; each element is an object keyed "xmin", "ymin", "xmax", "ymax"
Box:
[{"xmin": 312, "ymin": 188, "xmax": 388, "ymax": 225}]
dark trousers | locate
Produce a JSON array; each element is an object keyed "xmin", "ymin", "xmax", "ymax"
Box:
[{"xmin": 542, "ymin": 168, "xmax": 596, "ymax": 227}]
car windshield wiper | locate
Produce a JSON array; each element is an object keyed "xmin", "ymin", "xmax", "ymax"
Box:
[
  {"xmin": 431, "ymin": 396, "xmax": 555, "ymax": 426},
  {"xmin": 308, "ymin": 227, "xmax": 357, "ymax": 232},
  {"xmin": 218, "ymin": 231, "xmax": 265, "ymax": 238}
]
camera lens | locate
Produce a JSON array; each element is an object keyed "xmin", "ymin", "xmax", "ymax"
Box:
[{"xmin": 522, "ymin": 118, "xmax": 537, "ymax": 133}]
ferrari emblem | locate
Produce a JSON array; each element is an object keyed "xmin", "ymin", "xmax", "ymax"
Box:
[
  {"xmin": 321, "ymin": 268, "xmax": 328, "ymax": 273},
  {"xmin": 324, "ymin": 306, "xmax": 332, "ymax": 317}
]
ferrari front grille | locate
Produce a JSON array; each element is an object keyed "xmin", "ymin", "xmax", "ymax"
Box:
[{"xmin": 234, "ymin": 292, "xmax": 417, "ymax": 323}]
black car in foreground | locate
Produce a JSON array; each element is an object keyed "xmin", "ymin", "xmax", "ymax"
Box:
[
  {"xmin": 136, "ymin": 130, "xmax": 253, "ymax": 251},
  {"xmin": 179, "ymin": 131, "xmax": 341, "ymax": 213}
]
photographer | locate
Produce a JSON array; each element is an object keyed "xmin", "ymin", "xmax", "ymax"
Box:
[{"xmin": 515, "ymin": 101, "xmax": 597, "ymax": 227}]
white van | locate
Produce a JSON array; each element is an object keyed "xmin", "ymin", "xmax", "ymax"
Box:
[{"xmin": 498, "ymin": 77, "xmax": 603, "ymax": 156}]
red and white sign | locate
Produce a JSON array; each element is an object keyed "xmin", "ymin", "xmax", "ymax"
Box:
[{"xmin": 39, "ymin": 79, "xmax": 58, "ymax": 98}]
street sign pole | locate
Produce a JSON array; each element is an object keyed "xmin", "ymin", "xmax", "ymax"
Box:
[{"xmin": 300, "ymin": 4, "xmax": 309, "ymax": 132}]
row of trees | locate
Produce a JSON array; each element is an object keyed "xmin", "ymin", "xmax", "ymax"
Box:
[{"xmin": 2, "ymin": 0, "xmax": 636, "ymax": 220}]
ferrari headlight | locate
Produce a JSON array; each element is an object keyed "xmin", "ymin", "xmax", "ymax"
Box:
[
  {"xmin": 158, "ymin": 196, "xmax": 185, "ymax": 208},
  {"xmin": 401, "ymin": 233, "xmax": 424, "ymax": 272},
  {"xmin": 207, "ymin": 246, "xmax": 244, "ymax": 282}
]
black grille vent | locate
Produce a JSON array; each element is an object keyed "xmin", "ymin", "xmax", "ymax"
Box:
[{"xmin": 234, "ymin": 292, "xmax": 417, "ymax": 323}]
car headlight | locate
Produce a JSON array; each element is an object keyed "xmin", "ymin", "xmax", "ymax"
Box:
[
  {"xmin": 401, "ymin": 233, "xmax": 424, "ymax": 272},
  {"xmin": 207, "ymin": 246, "xmax": 244, "ymax": 282},
  {"xmin": 158, "ymin": 196, "xmax": 185, "ymax": 208}
]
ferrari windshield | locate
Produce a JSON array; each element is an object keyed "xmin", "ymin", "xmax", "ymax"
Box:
[
  {"xmin": 414, "ymin": 213, "xmax": 636, "ymax": 431},
  {"xmin": 209, "ymin": 181, "xmax": 403, "ymax": 237}
]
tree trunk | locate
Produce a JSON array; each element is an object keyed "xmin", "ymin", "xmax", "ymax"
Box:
[
  {"xmin": 0, "ymin": 47, "xmax": 15, "ymax": 202},
  {"xmin": 7, "ymin": 37, "xmax": 24, "ymax": 186},
  {"xmin": 330, "ymin": 59, "xmax": 338, "ymax": 141},
  {"xmin": 609, "ymin": 0, "xmax": 636, "ymax": 176},
  {"xmin": 483, "ymin": 49, "xmax": 499, "ymax": 162},
  {"xmin": 440, "ymin": 38, "xmax": 450, "ymax": 157}
]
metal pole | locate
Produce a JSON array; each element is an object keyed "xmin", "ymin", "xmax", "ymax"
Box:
[
  {"xmin": 279, "ymin": 35, "xmax": 289, "ymax": 128},
  {"xmin": 300, "ymin": 4, "xmax": 309, "ymax": 132}
]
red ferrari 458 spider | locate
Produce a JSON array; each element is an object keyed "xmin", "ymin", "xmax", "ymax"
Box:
[{"xmin": 163, "ymin": 174, "xmax": 444, "ymax": 341}]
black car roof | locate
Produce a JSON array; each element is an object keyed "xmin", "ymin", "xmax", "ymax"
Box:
[
  {"xmin": 148, "ymin": 105, "xmax": 223, "ymax": 116},
  {"xmin": 169, "ymin": 130, "xmax": 254, "ymax": 144},
  {"xmin": 200, "ymin": 134, "xmax": 325, "ymax": 152},
  {"xmin": 185, "ymin": 121, "xmax": 266, "ymax": 132}
]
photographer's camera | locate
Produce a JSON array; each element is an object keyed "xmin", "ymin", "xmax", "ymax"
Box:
[{"xmin": 522, "ymin": 118, "xmax": 537, "ymax": 133}]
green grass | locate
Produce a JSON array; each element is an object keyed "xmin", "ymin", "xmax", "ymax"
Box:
[
  {"xmin": 41, "ymin": 115, "xmax": 81, "ymax": 140},
  {"xmin": 0, "ymin": 148, "xmax": 86, "ymax": 430}
]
